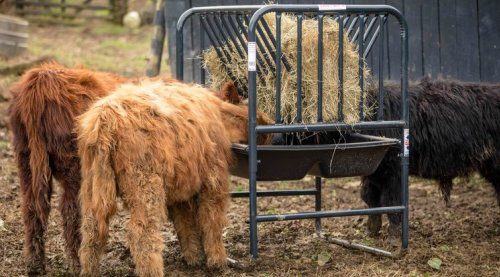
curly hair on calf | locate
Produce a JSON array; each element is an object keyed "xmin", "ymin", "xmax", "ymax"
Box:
[
  {"xmin": 8, "ymin": 62, "xmax": 129, "ymax": 275},
  {"xmin": 361, "ymin": 78, "xmax": 500, "ymax": 236},
  {"xmin": 76, "ymin": 80, "xmax": 273, "ymax": 277}
]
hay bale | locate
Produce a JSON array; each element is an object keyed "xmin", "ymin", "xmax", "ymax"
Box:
[{"xmin": 203, "ymin": 13, "xmax": 374, "ymax": 125}]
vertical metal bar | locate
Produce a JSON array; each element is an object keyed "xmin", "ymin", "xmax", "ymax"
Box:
[
  {"xmin": 176, "ymin": 18, "xmax": 184, "ymax": 80},
  {"xmin": 338, "ymin": 15, "xmax": 344, "ymax": 122},
  {"xmin": 244, "ymin": 15, "xmax": 275, "ymax": 73},
  {"xmin": 364, "ymin": 16, "xmax": 388, "ymax": 58},
  {"xmin": 358, "ymin": 15, "xmax": 365, "ymax": 120},
  {"xmin": 377, "ymin": 15, "xmax": 385, "ymax": 121},
  {"xmin": 400, "ymin": 16, "xmax": 410, "ymax": 250},
  {"xmin": 256, "ymin": 23, "xmax": 278, "ymax": 71},
  {"xmin": 317, "ymin": 13, "xmax": 324, "ymax": 122},
  {"xmin": 315, "ymin": 177, "xmax": 322, "ymax": 236},
  {"xmin": 248, "ymin": 15, "xmax": 259, "ymax": 259},
  {"xmin": 297, "ymin": 13, "xmax": 303, "ymax": 123},
  {"xmin": 221, "ymin": 15, "xmax": 245, "ymax": 59},
  {"xmin": 275, "ymin": 12, "xmax": 282, "ymax": 123},
  {"xmin": 261, "ymin": 18, "xmax": 292, "ymax": 72},
  {"xmin": 236, "ymin": 14, "xmax": 269, "ymax": 80},
  {"xmin": 200, "ymin": 17, "xmax": 206, "ymax": 85},
  {"xmin": 200, "ymin": 15, "xmax": 248, "ymax": 93}
]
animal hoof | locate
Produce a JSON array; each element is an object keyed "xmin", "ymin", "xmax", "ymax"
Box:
[
  {"xmin": 26, "ymin": 263, "xmax": 45, "ymax": 277},
  {"xmin": 366, "ymin": 216, "xmax": 382, "ymax": 237}
]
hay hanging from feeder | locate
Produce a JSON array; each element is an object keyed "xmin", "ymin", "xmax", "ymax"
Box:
[{"xmin": 202, "ymin": 13, "xmax": 374, "ymax": 125}]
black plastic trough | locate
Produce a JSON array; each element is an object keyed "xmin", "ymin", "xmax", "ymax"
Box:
[{"xmin": 230, "ymin": 133, "xmax": 399, "ymax": 181}]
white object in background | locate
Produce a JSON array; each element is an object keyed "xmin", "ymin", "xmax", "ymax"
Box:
[{"xmin": 123, "ymin": 11, "xmax": 141, "ymax": 29}]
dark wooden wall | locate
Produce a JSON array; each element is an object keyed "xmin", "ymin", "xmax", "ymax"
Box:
[{"xmin": 165, "ymin": 0, "xmax": 500, "ymax": 82}]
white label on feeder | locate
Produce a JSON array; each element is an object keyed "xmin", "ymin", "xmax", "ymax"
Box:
[
  {"xmin": 404, "ymin": 128, "xmax": 410, "ymax": 157},
  {"xmin": 248, "ymin": 42, "xmax": 257, "ymax": 71},
  {"xmin": 318, "ymin": 4, "xmax": 347, "ymax": 11}
]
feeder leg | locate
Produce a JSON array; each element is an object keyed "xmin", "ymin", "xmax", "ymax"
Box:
[
  {"xmin": 315, "ymin": 177, "xmax": 322, "ymax": 236},
  {"xmin": 249, "ymin": 173, "xmax": 258, "ymax": 258}
]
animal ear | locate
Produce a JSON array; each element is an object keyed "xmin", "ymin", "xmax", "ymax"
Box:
[{"xmin": 220, "ymin": 81, "xmax": 241, "ymax": 104}]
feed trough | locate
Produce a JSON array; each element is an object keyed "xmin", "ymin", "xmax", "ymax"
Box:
[{"xmin": 231, "ymin": 133, "xmax": 398, "ymax": 181}]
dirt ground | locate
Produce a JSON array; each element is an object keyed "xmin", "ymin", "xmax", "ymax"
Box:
[{"xmin": 0, "ymin": 19, "xmax": 499, "ymax": 277}]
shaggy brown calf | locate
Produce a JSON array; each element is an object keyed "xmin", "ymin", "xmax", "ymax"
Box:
[
  {"xmin": 8, "ymin": 62, "xmax": 128, "ymax": 275},
  {"xmin": 76, "ymin": 80, "xmax": 273, "ymax": 276}
]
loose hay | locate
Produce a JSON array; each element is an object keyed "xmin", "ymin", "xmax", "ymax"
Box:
[{"xmin": 203, "ymin": 13, "xmax": 374, "ymax": 124}]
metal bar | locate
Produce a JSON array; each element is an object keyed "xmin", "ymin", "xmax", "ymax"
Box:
[
  {"xmin": 257, "ymin": 206, "xmax": 406, "ymax": 222},
  {"xmin": 338, "ymin": 15, "xmax": 344, "ymax": 122},
  {"xmin": 275, "ymin": 12, "xmax": 282, "ymax": 123},
  {"xmin": 260, "ymin": 18, "xmax": 292, "ymax": 72},
  {"xmin": 317, "ymin": 13, "xmax": 324, "ymax": 122},
  {"xmin": 247, "ymin": 13, "xmax": 259, "ymax": 259},
  {"xmin": 231, "ymin": 189, "xmax": 317, "ymax": 198},
  {"xmin": 256, "ymin": 22, "xmax": 278, "ymax": 71},
  {"xmin": 324, "ymin": 237, "xmax": 397, "ymax": 258},
  {"xmin": 255, "ymin": 120, "xmax": 406, "ymax": 133},
  {"xmin": 221, "ymin": 15, "xmax": 245, "ymax": 59},
  {"xmin": 377, "ymin": 15, "xmax": 385, "ymax": 121},
  {"xmin": 364, "ymin": 16, "xmax": 388, "ymax": 58},
  {"xmin": 315, "ymin": 177, "xmax": 322, "ymax": 236},
  {"xmin": 400, "ymin": 12, "xmax": 410, "ymax": 250},
  {"xmin": 205, "ymin": 15, "xmax": 232, "ymax": 61},
  {"xmin": 200, "ymin": 17, "xmax": 206, "ymax": 85},
  {"xmin": 364, "ymin": 16, "xmax": 378, "ymax": 41},
  {"xmin": 236, "ymin": 14, "xmax": 268, "ymax": 79},
  {"xmin": 347, "ymin": 16, "xmax": 359, "ymax": 39},
  {"xmin": 213, "ymin": 15, "xmax": 237, "ymax": 54},
  {"xmin": 244, "ymin": 15, "xmax": 275, "ymax": 73},
  {"xmin": 199, "ymin": 16, "xmax": 245, "ymax": 91},
  {"xmin": 358, "ymin": 14, "xmax": 365, "ymax": 120},
  {"xmin": 176, "ymin": 16, "xmax": 184, "ymax": 80},
  {"xmin": 296, "ymin": 13, "xmax": 303, "ymax": 123}
]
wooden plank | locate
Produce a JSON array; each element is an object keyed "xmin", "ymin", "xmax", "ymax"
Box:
[
  {"xmin": 438, "ymin": 0, "xmax": 458, "ymax": 79},
  {"xmin": 384, "ymin": 0, "xmax": 403, "ymax": 81},
  {"xmin": 404, "ymin": 0, "xmax": 423, "ymax": 79},
  {"xmin": 455, "ymin": 0, "xmax": 480, "ymax": 81},
  {"xmin": 165, "ymin": 0, "xmax": 191, "ymax": 78},
  {"xmin": 421, "ymin": 0, "xmax": 440, "ymax": 78},
  {"xmin": 478, "ymin": 0, "xmax": 500, "ymax": 82}
]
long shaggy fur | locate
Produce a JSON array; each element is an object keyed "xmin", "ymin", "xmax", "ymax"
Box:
[
  {"xmin": 361, "ymin": 78, "xmax": 500, "ymax": 236},
  {"xmin": 77, "ymin": 80, "xmax": 273, "ymax": 277},
  {"xmin": 8, "ymin": 62, "xmax": 128, "ymax": 275}
]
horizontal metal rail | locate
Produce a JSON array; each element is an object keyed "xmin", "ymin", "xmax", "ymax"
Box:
[
  {"xmin": 257, "ymin": 206, "xmax": 405, "ymax": 222},
  {"xmin": 231, "ymin": 189, "xmax": 317, "ymax": 198},
  {"xmin": 15, "ymin": 1, "xmax": 109, "ymax": 10},
  {"xmin": 255, "ymin": 120, "xmax": 405, "ymax": 134}
]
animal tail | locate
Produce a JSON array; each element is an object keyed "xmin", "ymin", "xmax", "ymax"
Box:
[
  {"xmin": 10, "ymin": 62, "xmax": 74, "ymax": 219},
  {"xmin": 76, "ymin": 100, "xmax": 120, "ymax": 242}
]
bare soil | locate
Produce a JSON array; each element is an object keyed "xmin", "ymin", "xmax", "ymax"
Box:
[{"xmin": 0, "ymin": 19, "xmax": 499, "ymax": 277}]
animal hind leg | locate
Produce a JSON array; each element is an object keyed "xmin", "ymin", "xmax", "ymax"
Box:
[
  {"xmin": 361, "ymin": 177, "xmax": 382, "ymax": 237},
  {"xmin": 197, "ymin": 176, "xmax": 229, "ymax": 268},
  {"xmin": 124, "ymin": 173, "xmax": 166, "ymax": 277},
  {"xmin": 439, "ymin": 178, "xmax": 453, "ymax": 207},
  {"xmin": 58, "ymin": 177, "xmax": 82, "ymax": 273},
  {"xmin": 18, "ymin": 151, "xmax": 53, "ymax": 276},
  {"xmin": 479, "ymin": 152, "xmax": 500, "ymax": 204},
  {"xmin": 168, "ymin": 200, "xmax": 203, "ymax": 266}
]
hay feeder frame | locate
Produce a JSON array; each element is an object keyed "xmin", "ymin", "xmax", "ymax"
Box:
[{"xmin": 150, "ymin": 4, "xmax": 409, "ymax": 259}]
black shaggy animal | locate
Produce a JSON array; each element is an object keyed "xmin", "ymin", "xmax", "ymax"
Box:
[{"xmin": 362, "ymin": 78, "xmax": 500, "ymax": 236}]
